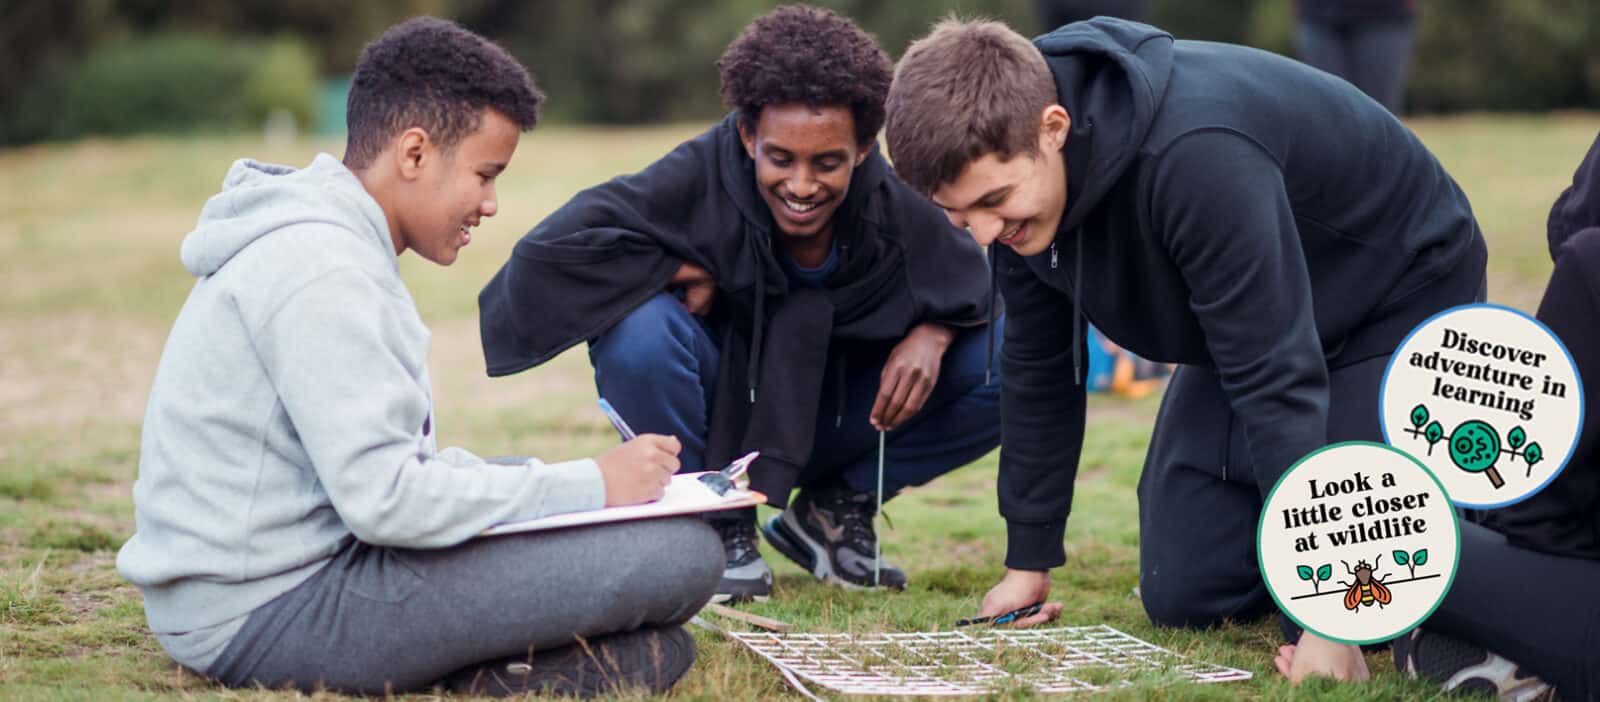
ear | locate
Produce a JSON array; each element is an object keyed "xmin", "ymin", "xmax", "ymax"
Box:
[
  {"xmin": 1038, "ymin": 104, "xmax": 1071, "ymax": 152},
  {"xmin": 853, "ymin": 144, "xmax": 870, "ymax": 168},
  {"xmin": 737, "ymin": 117, "xmax": 757, "ymax": 160},
  {"xmin": 393, "ymin": 127, "xmax": 431, "ymax": 181}
]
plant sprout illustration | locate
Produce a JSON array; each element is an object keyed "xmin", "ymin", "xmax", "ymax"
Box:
[
  {"xmin": 1405, "ymin": 405, "xmax": 1446, "ymax": 455},
  {"xmin": 1391, "ymin": 548, "xmax": 1429, "ymax": 579},
  {"xmin": 1296, "ymin": 563, "xmax": 1333, "ymax": 595},
  {"xmin": 1406, "ymin": 406, "xmax": 1545, "ymax": 488},
  {"xmin": 1288, "ymin": 546, "xmax": 1442, "ymax": 606}
]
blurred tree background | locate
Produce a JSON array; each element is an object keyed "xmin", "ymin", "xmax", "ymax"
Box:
[{"xmin": 2, "ymin": 0, "xmax": 1598, "ymax": 146}]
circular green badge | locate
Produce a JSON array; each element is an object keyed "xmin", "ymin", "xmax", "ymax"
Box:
[{"xmin": 1257, "ymin": 442, "xmax": 1459, "ymax": 645}]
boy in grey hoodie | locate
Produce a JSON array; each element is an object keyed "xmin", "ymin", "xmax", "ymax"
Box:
[{"xmin": 117, "ymin": 17, "xmax": 721, "ymax": 697}]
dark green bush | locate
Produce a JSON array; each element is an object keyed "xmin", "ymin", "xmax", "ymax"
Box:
[{"xmin": 5, "ymin": 33, "xmax": 318, "ymax": 144}]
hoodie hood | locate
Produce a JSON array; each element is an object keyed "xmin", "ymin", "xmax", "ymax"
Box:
[
  {"xmin": 1034, "ymin": 17, "xmax": 1173, "ymax": 233},
  {"xmin": 180, "ymin": 153, "xmax": 393, "ymax": 278}
]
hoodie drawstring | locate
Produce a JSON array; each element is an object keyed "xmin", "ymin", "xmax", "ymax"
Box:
[
  {"xmin": 748, "ymin": 233, "xmax": 764, "ymax": 403},
  {"xmin": 985, "ymin": 242, "xmax": 998, "ymax": 386},
  {"xmin": 1070, "ymin": 118, "xmax": 1094, "ymax": 387},
  {"xmin": 1073, "ymin": 232, "xmax": 1084, "ymax": 386},
  {"xmin": 835, "ymin": 351, "xmax": 847, "ymax": 427}
]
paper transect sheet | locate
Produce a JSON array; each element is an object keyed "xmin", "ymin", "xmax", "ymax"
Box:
[{"xmin": 483, "ymin": 471, "xmax": 764, "ymax": 536}]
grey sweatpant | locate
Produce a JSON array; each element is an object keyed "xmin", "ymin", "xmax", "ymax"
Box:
[{"xmin": 205, "ymin": 516, "xmax": 723, "ymax": 695}]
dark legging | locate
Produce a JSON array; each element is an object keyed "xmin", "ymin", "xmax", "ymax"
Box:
[{"xmin": 1424, "ymin": 520, "xmax": 1599, "ymax": 700}]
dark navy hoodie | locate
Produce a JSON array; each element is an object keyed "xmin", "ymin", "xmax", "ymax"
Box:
[{"xmin": 997, "ymin": 18, "xmax": 1487, "ymax": 569}]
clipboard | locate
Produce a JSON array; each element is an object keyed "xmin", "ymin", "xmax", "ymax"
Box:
[{"xmin": 482, "ymin": 472, "xmax": 767, "ymax": 536}]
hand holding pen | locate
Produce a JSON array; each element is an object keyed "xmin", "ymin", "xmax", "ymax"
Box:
[{"xmin": 594, "ymin": 399, "xmax": 681, "ymax": 506}]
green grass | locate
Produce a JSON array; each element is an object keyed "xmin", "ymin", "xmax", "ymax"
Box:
[{"xmin": 3, "ymin": 113, "xmax": 1596, "ymax": 700}]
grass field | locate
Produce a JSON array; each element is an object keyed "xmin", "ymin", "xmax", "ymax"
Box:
[{"xmin": 2, "ymin": 113, "xmax": 1597, "ymax": 701}]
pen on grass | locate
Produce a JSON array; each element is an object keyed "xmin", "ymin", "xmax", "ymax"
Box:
[
  {"xmin": 955, "ymin": 602, "xmax": 1044, "ymax": 628},
  {"xmin": 596, "ymin": 398, "xmax": 636, "ymax": 441}
]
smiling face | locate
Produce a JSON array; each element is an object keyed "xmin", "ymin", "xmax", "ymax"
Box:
[
  {"xmin": 929, "ymin": 105, "xmax": 1070, "ymax": 258},
  {"xmin": 392, "ymin": 107, "xmax": 519, "ymax": 265},
  {"xmin": 739, "ymin": 103, "xmax": 868, "ymax": 260}
]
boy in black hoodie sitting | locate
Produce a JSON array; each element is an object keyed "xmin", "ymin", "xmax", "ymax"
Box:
[
  {"xmin": 479, "ymin": 6, "xmax": 1001, "ymax": 604},
  {"xmin": 1387, "ymin": 131, "xmax": 1600, "ymax": 702},
  {"xmin": 885, "ymin": 17, "xmax": 1486, "ymax": 681}
]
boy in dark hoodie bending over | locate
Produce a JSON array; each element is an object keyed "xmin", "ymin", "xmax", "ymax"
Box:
[
  {"xmin": 479, "ymin": 5, "xmax": 1000, "ymax": 604},
  {"xmin": 885, "ymin": 18, "xmax": 1486, "ymax": 681}
]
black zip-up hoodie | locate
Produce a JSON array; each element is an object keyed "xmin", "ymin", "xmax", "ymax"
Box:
[
  {"xmin": 478, "ymin": 113, "xmax": 993, "ymax": 508},
  {"xmin": 997, "ymin": 18, "xmax": 1487, "ymax": 569},
  {"xmin": 1479, "ymin": 131, "xmax": 1600, "ymax": 560}
]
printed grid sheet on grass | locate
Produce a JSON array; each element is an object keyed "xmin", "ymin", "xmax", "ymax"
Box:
[{"xmin": 731, "ymin": 624, "xmax": 1252, "ymax": 696}]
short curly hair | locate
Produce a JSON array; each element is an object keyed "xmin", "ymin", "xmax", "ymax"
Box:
[
  {"xmin": 717, "ymin": 5, "xmax": 892, "ymax": 147},
  {"xmin": 344, "ymin": 17, "xmax": 544, "ymax": 170}
]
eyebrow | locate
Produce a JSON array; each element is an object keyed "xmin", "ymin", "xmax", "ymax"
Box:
[
  {"xmin": 762, "ymin": 142, "xmax": 851, "ymax": 161},
  {"xmin": 932, "ymin": 185, "xmax": 1012, "ymax": 212}
]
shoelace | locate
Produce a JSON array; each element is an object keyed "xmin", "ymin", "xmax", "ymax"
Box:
[
  {"xmin": 715, "ymin": 520, "xmax": 760, "ymax": 561},
  {"xmin": 822, "ymin": 494, "xmax": 880, "ymax": 549}
]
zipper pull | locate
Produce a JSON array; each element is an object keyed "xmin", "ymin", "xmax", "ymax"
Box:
[{"xmin": 1050, "ymin": 241, "xmax": 1059, "ymax": 269}]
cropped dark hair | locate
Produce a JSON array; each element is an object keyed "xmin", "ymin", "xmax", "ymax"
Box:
[
  {"xmin": 344, "ymin": 17, "xmax": 543, "ymax": 169},
  {"xmin": 717, "ymin": 5, "xmax": 893, "ymax": 147}
]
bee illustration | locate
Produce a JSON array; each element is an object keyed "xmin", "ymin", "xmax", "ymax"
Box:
[{"xmin": 1340, "ymin": 555, "xmax": 1392, "ymax": 611}]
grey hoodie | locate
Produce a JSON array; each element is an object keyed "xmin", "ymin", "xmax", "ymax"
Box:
[{"xmin": 117, "ymin": 153, "xmax": 605, "ymax": 668}]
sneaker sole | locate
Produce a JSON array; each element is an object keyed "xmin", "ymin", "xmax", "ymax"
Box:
[
  {"xmin": 762, "ymin": 512, "xmax": 876, "ymax": 591},
  {"xmin": 1398, "ymin": 629, "xmax": 1554, "ymax": 702},
  {"xmin": 709, "ymin": 592, "xmax": 770, "ymax": 605}
]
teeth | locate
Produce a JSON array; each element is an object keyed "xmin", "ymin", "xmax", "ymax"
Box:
[{"xmin": 784, "ymin": 199, "xmax": 817, "ymax": 213}]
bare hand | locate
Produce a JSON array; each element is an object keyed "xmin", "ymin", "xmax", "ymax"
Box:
[
  {"xmin": 670, "ymin": 262, "xmax": 715, "ymax": 316},
  {"xmin": 594, "ymin": 434, "xmax": 681, "ymax": 506},
  {"xmin": 1274, "ymin": 631, "xmax": 1370, "ymax": 684},
  {"xmin": 870, "ymin": 323, "xmax": 954, "ymax": 431},
  {"xmin": 976, "ymin": 569, "xmax": 1064, "ymax": 628}
]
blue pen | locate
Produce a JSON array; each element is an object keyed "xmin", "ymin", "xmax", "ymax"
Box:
[
  {"xmin": 955, "ymin": 602, "xmax": 1043, "ymax": 627},
  {"xmin": 596, "ymin": 399, "xmax": 637, "ymax": 441}
]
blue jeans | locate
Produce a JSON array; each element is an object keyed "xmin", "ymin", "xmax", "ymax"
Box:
[{"xmin": 588, "ymin": 292, "xmax": 1002, "ymax": 500}]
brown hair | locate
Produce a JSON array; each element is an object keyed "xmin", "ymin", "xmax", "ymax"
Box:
[{"xmin": 885, "ymin": 18, "xmax": 1057, "ymax": 194}]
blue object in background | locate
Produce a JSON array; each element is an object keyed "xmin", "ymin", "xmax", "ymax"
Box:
[{"xmin": 316, "ymin": 75, "xmax": 351, "ymax": 136}]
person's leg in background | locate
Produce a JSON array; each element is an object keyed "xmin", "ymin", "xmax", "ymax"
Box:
[
  {"xmin": 1345, "ymin": 16, "xmax": 1417, "ymax": 114},
  {"xmin": 206, "ymin": 517, "xmax": 723, "ymax": 697},
  {"xmin": 1296, "ymin": 19, "xmax": 1352, "ymax": 88},
  {"xmin": 763, "ymin": 319, "xmax": 1004, "ymax": 589}
]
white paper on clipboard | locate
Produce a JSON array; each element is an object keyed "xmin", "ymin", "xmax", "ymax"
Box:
[{"xmin": 482, "ymin": 471, "xmax": 767, "ymax": 536}]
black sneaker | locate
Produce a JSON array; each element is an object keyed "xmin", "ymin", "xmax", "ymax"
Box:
[
  {"xmin": 761, "ymin": 485, "xmax": 907, "ymax": 590},
  {"xmin": 1392, "ymin": 628, "xmax": 1554, "ymax": 701},
  {"xmin": 709, "ymin": 516, "xmax": 772, "ymax": 604},
  {"xmin": 441, "ymin": 624, "xmax": 696, "ymax": 698}
]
